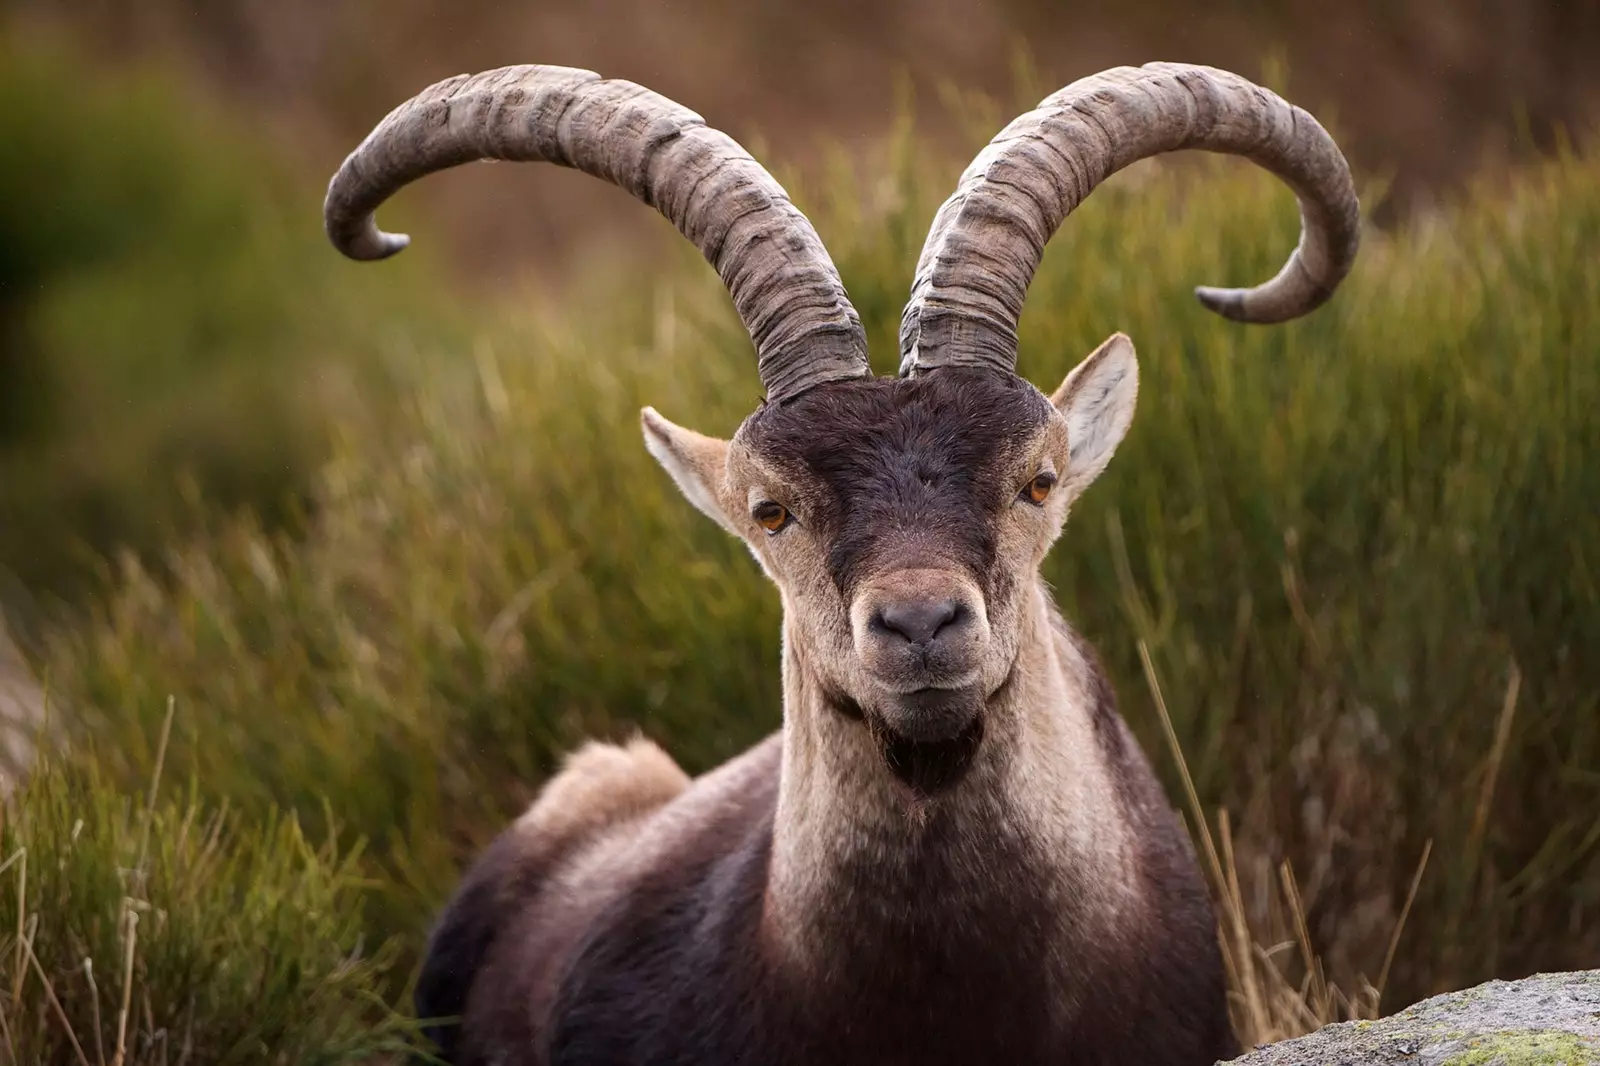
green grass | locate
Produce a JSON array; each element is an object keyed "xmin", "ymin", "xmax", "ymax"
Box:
[
  {"xmin": 0, "ymin": 713, "xmax": 417, "ymax": 1063},
  {"xmin": 5, "ymin": 31, "xmax": 1598, "ymax": 1060},
  {"xmin": 0, "ymin": 26, "xmax": 458, "ymax": 607}
]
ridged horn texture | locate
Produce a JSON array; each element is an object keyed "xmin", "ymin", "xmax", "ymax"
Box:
[
  {"xmin": 900, "ymin": 62, "xmax": 1361, "ymax": 377},
  {"xmin": 324, "ymin": 65, "xmax": 870, "ymax": 403}
]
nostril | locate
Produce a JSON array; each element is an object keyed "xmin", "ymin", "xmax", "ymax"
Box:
[{"xmin": 875, "ymin": 598, "xmax": 963, "ymax": 646}]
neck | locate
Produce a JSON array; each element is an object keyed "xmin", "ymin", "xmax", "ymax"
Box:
[{"xmin": 765, "ymin": 580, "xmax": 1137, "ymax": 967}]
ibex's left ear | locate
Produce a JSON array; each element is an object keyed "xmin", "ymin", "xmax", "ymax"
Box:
[
  {"xmin": 641, "ymin": 407, "xmax": 738, "ymax": 535},
  {"xmin": 1050, "ymin": 333, "xmax": 1139, "ymax": 498}
]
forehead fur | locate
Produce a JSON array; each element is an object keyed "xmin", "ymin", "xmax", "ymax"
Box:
[{"xmin": 736, "ymin": 369, "xmax": 1057, "ymax": 590}]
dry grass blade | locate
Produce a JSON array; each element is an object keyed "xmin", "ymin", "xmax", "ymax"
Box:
[
  {"xmin": 1278, "ymin": 860, "xmax": 1330, "ymax": 1022},
  {"xmin": 112, "ymin": 906, "xmax": 138, "ymax": 1066},
  {"xmin": 1469, "ymin": 663, "xmax": 1521, "ymax": 865},
  {"xmin": 0, "ymin": 846, "xmax": 22, "ymax": 1064},
  {"xmin": 1137, "ymin": 641, "xmax": 1225, "ymax": 892},
  {"xmin": 1218, "ymin": 811, "xmax": 1269, "ymax": 1040},
  {"xmin": 1375, "ymin": 838, "xmax": 1433, "ymax": 1009},
  {"xmin": 9, "ymin": 849, "xmax": 22, "ymax": 1004},
  {"xmin": 85, "ymin": 958, "xmax": 107, "ymax": 1066},
  {"xmin": 0, "ymin": 977, "xmax": 15, "ymax": 1065},
  {"xmin": 24, "ymin": 934, "xmax": 91, "ymax": 1066},
  {"xmin": 134, "ymin": 697, "xmax": 176, "ymax": 879}
]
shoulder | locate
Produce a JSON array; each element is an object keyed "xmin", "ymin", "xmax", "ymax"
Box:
[{"xmin": 547, "ymin": 744, "xmax": 783, "ymax": 1063}]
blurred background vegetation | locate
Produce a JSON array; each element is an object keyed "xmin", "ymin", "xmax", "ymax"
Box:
[{"xmin": 0, "ymin": 2, "xmax": 1596, "ymax": 1061}]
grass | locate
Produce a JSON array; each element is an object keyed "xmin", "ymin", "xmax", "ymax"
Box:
[
  {"xmin": 0, "ymin": 25, "xmax": 457, "ymax": 607},
  {"xmin": 0, "ymin": 703, "xmax": 419, "ymax": 1064},
  {"xmin": 1144, "ymin": 638, "xmax": 1438, "ymax": 1044},
  {"xmin": 2, "ymin": 30, "xmax": 1597, "ymax": 1062}
]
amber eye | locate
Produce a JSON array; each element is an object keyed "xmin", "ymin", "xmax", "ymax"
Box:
[
  {"xmin": 1023, "ymin": 471, "xmax": 1057, "ymax": 506},
  {"xmin": 752, "ymin": 501, "xmax": 792, "ymax": 535}
]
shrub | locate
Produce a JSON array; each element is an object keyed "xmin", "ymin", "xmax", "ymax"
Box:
[{"xmin": 0, "ymin": 26, "xmax": 453, "ymax": 606}]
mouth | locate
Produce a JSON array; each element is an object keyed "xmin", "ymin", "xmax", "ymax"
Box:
[
  {"xmin": 860, "ymin": 664, "xmax": 1017, "ymax": 795},
  {"xmin": 821, "ymin": 660, "xmax": 1017, "ymax": 796}
]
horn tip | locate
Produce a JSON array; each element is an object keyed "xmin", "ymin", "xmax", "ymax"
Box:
[
  {"xmin": 345, "ymin": 229, "xmax": 412, "ymax": 262},
  {"xmin": 327, "ymin": 212, "xmax": 412, "ymax": 261},
  {"xmin": 1194, "ymin": 285, "xmax": 1252, "ymax": 322}
]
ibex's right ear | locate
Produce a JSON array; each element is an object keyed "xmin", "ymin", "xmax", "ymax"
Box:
[
  {"xmin": 641, "ymin": 408, "xmax": 737, "ymax": 535},
  {"xmin": 1049, "ymin": 333, "xmax": 1139, "ymax": 500}
]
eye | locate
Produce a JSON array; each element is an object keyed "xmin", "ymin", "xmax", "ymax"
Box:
[
  {"xmin": 752, "ymin": 501, "xmax": 792, "ymax": 535},
  {"xmin": 1021, "ymin": 471, "xmax": 1057, "ymax": 506}
]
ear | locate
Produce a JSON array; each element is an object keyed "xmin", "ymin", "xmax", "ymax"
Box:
[
  {"xmin": 641, "ymin": 407, "xmax": 737, "ymax": 535},
  {"xmin": 1049, "ymin": 333, "xmax": 1139, "ymax": 498}
]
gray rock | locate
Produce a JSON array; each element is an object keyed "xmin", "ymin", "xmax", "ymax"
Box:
[{"xmin": 1225, "ymin": 971, "xmax": 1600, "ymax": 1065}]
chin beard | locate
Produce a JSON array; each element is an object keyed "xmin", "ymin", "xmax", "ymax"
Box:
[
  {"xmin": 868, "ymin": 712, "xmax": 985, "ymax": 795},
  {"xmin": 821, "ymin": 666, "xmax": 1020, "ymax": 796},
  {"xmin": 864, "ymin": 686, "xmax": 987, "ymax": 795}
]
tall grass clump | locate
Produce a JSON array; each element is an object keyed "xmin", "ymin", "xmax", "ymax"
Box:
[
  {"xmin": 0, "ymin": 708, "xmax": 415, "ymax": 1063},
  {"xmin": 0, "ymin": 25, "xmax": 458, "ymax": 607},
  {"xmin": 31, "ymin": 76, "xmax": 1600, "ymax": 1041}
]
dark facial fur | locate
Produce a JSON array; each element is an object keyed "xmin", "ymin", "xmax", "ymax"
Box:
[{"xmin": 741, "ymin": 369, "xmax": 1055, "ymax": 598}]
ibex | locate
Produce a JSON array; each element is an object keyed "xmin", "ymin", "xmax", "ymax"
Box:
[{"xmin": 325, "ymin": 61, "xmax": 1359, "ymax": 1066}]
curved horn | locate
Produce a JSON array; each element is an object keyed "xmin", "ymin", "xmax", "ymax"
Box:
[
  {"xmin": 900, "ymin": 62, "xmax": 1361, "ymax": 377},
  {"xmin": 325, "ymin": 65, "xmax": 870, "ymax": 403}
]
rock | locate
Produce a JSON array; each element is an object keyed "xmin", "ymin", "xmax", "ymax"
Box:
[{"xmin": 1225, "ymin": 971, "xmax": 1600, "ymax": 1065}]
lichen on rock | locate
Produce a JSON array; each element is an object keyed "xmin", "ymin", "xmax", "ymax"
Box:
[
  {"xmin": 1225, "ymin": 971, "xmax": 1600, "ymax": 1065},
  {"xmin": 1443, "ymin": 1030, "xmax": 1596, "ymax": 1065}
]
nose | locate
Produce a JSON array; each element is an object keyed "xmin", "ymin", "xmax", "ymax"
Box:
[{"xmin": 873, "ymin": 598, "xmax": 965, "ymax": 647}]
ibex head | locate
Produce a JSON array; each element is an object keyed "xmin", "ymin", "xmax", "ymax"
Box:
[
  {"xmin": 641, "ymin": 346, "xmax": 1125, "ymax": 791},
  {"xmin": 326, "ymin": 62, "xmax": 1359, "ymax": 794}
]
